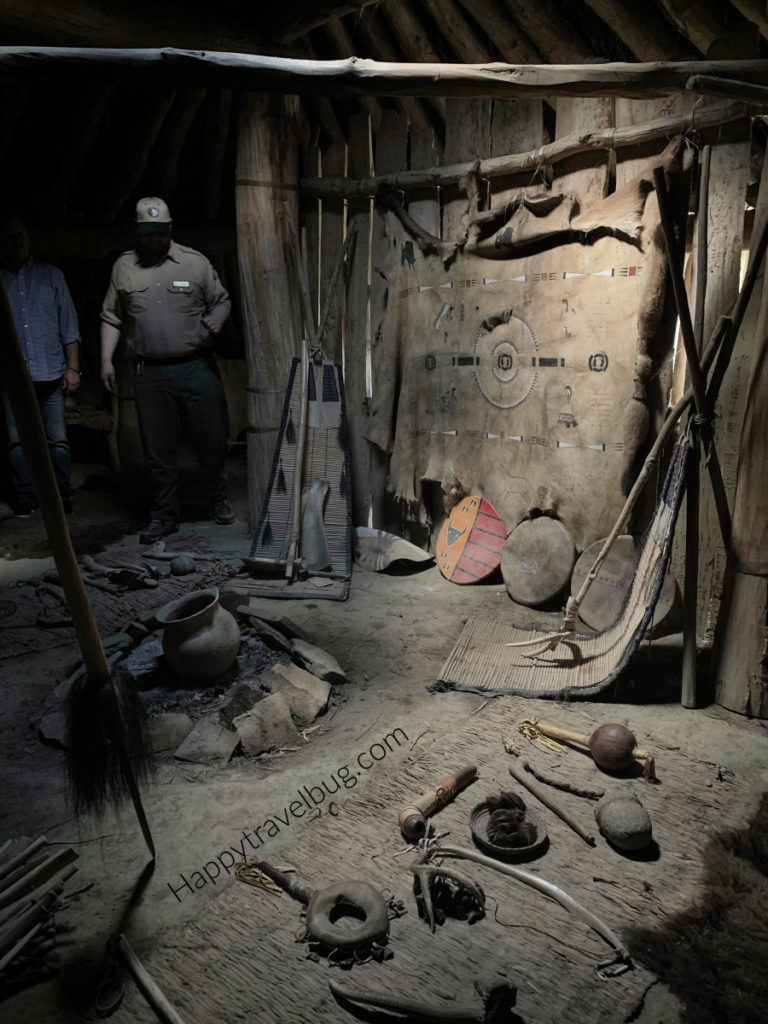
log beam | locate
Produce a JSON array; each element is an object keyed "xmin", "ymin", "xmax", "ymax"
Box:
[
  {"xmin": 580, "ymin": 0, "xmax": 693, "ymax": 61},
  {"xmin": 456, "ymin": 0, "xmax": 542, "ymax": 64},
  {"xmin": 420, "ymin": 0, "xmax": 493, "ymax": 65},
  {"xmin": 5, "ymin": 49, "xmax": 768, "ymax": 103},
  {"xmin": 499, "ymin": 0, "xmax": 590, "ymax": 64},
  {"xmin": 351, "ymin": 9, "xmax": 434, "ymax": 130},
  {"xmin": 300, "ymin": 100, "xmax": 755, "ymax": 198},
  {"xmin": 655, "ymin": 0, "xmax": 738, "ymax": 56}
]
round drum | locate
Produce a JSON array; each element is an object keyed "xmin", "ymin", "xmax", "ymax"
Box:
[
  {"xmin": 501, "ymin": 516, "xmax": 576, "ymax": 607},
  {"xmin": 570, "ymin": 535, "xmax": 677, "ymax": 632}
]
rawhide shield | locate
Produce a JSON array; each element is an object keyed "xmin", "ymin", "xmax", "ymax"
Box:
[{"xmin": 437, "ymin": 496, "xmax": 506, "ymax": 583}]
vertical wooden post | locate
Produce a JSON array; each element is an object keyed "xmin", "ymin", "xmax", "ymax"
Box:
[
  {"xmin": 712, "ymin": 143, "xmax": 768, "ymax": 718},
  {"xmin": 554, "ymin": 97, "xmax": 614, "ymax": 207},
  {"xmin": 370, "ymin": 110, "xmax": 408, "ymax": 529},
  {"xmin": 694, "ymin": 127, "xmax": 751, "ymax": 645},
  {"xmin": 319, "ymin": 140, "xmax": 346, "ymax": 363},
  {"xmin": 441, "ymin": 99, "xmax": 490, "ymax": 241},
  {"xmin": 345, "ymin": 112, "xmax": 373, "ymax": 527},
  {"xmin": 235, "ymin": 92, "xmax": 302, "ymax": 529}
]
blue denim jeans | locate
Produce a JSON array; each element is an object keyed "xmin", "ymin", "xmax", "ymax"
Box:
[{"xmin": 2, "ymin": 378, "xmax": 72, "ymax": 505}]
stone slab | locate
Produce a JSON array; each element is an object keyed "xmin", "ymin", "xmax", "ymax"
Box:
[{"xmin": 173, "ymin": 717, "xmax": 240, "ymax": 765}]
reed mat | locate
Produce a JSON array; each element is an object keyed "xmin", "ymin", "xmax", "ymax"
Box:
[
  {"xmin": 116, "ymin": 698, "xmax": 758, "ymax": 1024},
  {"xmin": 433, "ymin": 442, "xmax": 690, "ymax": 700}
]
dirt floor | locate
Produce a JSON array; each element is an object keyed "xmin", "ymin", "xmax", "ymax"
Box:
[{"xmin": 1, "ymin": 451, "xmax": 767, "ymax": 1024}]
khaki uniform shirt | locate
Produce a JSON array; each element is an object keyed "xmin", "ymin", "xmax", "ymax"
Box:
[{"xmin": 100, "ymin": 241, "xmax": 230, "ymax": 359}]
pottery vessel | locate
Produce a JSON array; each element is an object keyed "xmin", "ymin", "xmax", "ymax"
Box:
[{"xmin": 155, "ymin": 587, "xmax": 241, "ymax": 680}]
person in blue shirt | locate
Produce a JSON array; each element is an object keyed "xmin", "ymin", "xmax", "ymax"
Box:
[{"xmin": 0, "ymin": 216, "xmax": 81, "ymax": 516}]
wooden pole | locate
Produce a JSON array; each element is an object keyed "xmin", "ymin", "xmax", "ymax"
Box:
[
  {"xmin": 0, "ymin": 280, "xmax": 155, "ymax": 857},
  {"xmin": 3, "ymin": 48, "xmax": 768, "ymax": 101},
  {"xmin": 235, "ymin": 92, "xmax": 301, "ymax": 529},
  {"xmin": 301, "ymin": 100, "xmax": 754, "ymax": 198},
  {"xmin": 681, "ymin": 146, "xmax": 710, "ymax": 710}
]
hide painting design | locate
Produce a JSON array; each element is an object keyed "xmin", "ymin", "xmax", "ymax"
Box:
[{"xmin": 368, "ymin": 151, "xmax": 681, "ymax": 551}]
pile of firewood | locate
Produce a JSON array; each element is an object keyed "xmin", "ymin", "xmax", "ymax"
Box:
[{"xmin": 0, "ymin": 835, "xmax": 78, "ymax": 991}]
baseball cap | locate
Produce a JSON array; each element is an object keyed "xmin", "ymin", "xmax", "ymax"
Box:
[{"xmin": 134, "ymin": 197, "xmax": 172, "ymax": 232}]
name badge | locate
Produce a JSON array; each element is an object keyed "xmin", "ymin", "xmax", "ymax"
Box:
[{"xmin": 173, "ymin": 281, "xmax": 190, "ymax": 287}]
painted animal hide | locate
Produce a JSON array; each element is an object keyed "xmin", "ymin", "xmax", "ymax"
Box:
[{"xmin": 367, "ymin": 143, "xmax": 683, "ymax": 551}]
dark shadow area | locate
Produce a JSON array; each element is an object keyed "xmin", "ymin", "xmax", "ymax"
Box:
[{"xmin": 626, "ymin": 791, "xmax": 768, "ymax": 1024}]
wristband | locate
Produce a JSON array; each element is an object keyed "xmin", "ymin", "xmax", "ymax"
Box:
[{"xmin": 68, "ymin": 368, "xmax": 82, "ymax": 375}]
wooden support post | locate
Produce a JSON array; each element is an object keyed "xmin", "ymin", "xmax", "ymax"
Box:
[
  {"xmin": 370, "ymin": 110, "xmax": 407, "ymax": 529},
  {"xmin": 441, "ymin": 98, "xmax": 490, "ymax": 241},
  {"xmin": 344, "ymin": 112, "xmax": 373, "ymax": 527},
  {"xmin": 693, "ymin": 129, "xmax": 750, "ymax": 644},
  {"xmin": 318, "ymin": 140, "xmax": 346, "ymax": 363},
  {"xmin": 554, "ymin": 97, "xmax": 614, "ymax": 207},
  {"xmin": 235, "ymin": 93, "xmax": 302, "ymax": 528},
  {"xmin": 711, "ymin": 144, "xmax": 768, "ymax": 718},
  {"xmin": 681, "ymin": 146, "xmax": 710, "ymax": 710}
]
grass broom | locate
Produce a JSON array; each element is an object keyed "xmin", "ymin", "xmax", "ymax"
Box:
[{"xmin": 0, "ymin": 280, "xmax": 154, "ymax": 858}]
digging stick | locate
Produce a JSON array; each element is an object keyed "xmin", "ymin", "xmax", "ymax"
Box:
[
  {"xmin": 507, "ymin": 761, "xmax": 595, "ymax": 846},
  {"xmin": 0, "ymin": 280, "xmax": 155, "ymax": 859}
]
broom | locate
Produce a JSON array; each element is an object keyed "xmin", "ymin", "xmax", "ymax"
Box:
[{"xmin": 0, "ymin": 280, "xmax": 154, "ymax": 858}]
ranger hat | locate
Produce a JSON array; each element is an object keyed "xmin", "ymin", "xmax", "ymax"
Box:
[{"xmin": 134, "ymin": 197, "xmax": 172, "ymax": 232}]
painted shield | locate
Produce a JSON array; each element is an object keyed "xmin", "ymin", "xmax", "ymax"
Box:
[{"xmin": 436, "ymin": 496, "xmax": 507, "ymax": 584}]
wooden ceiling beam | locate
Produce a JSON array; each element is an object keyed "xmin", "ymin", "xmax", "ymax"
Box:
[
  {"xmin": 324, "ymin": 17, "xmax": 384, "ymax": 127},
  {"xmin": 729, "ymin": 0, "xmax": 768, "ymax": 43},
  {"xmin": 498, "ymin": 0, "xmax": 591, "ymax": 64},
  {"xmin": 278, "ymin": 2, "xmax": 383, "ymax": 44},
  {"xmin": 300, "ymin": 99, "xmax": 754, "ymax": 197},
  {"xmin": 0, "ymin": 0, "xmax": 268, "ymax": 53},
  {"xmin": 419, "ymin": 0, "xmax": 493, "ymax": 65},
  {"xmin": 580, "ymin": 0, "xmax": 693, "ymax": 61},
  {"xmin": 349, "ymin": 10, "xmax": 435, "ymax": 129},
  {"xmin": 456, "ymin": 0, "xmax": 542, "ymax": 64},
  {"xmin": 655, "ymin": 0, "xmax": 738, "ymax": 56},
  {"xmin": 4, "ymin": 49, "xmax": 768, "ymax": 103},
  {"xmin": 380, "ymin": 0, "xmax": 445, "ymax": 65}
]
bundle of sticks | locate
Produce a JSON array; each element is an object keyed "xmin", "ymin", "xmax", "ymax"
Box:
[{"xmin": 0, "ymin": 834, "xmax": 79, "ymax": 988}]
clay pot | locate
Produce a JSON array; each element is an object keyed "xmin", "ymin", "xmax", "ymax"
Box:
[{"xmin": 155, "ymin": 587, "xmax": 241, "ymax": 680}]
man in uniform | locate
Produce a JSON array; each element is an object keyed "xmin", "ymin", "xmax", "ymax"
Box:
[
  {"xmin": 100, "ymin": 197, "xmax": 234, "ymax": 545},
  {"xmin": 0, "ymin": 215, "xmax": 81, "ymax": 516}
]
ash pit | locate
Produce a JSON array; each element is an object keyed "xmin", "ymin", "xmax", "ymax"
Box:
[{"xmin": 119, "ymin": 632, "xmax": 287, "ymax": 723}]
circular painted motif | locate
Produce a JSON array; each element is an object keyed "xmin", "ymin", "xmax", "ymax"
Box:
[{"xmin": 474, "ymin": 313, "xmax": 537, "ymax": 409}]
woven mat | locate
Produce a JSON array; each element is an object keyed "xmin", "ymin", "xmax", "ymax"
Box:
[
  {"xmin": 249, "ymin": 359, "xmax": 352, "ymax": 602},
  {"xmin": 117, "ymin": 699, "xmax": 758, "ymax": 1024},
  {"xmin": 433, "ymin": 441, "xmax": 690, "ymax": 700}
]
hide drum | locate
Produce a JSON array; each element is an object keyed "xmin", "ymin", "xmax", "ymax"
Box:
[
  {"xmin": 501, "ymin": 516, "xmax": 576, "ymax": 607},
  {"xmin": 436, "ymin": 496, "xmax": 507, "ymax": 584},
  {"xmin": 570, "ymin": 535, "xmax": 677, "ymax": 632}
]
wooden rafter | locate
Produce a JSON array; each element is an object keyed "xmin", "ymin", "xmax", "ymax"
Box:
[
  {"xmin": 420, "ymin": 0, "xmax": 493, "ymax": 65},
  {"xmin": 300, "ymin": 100, "xmax": 754, "ymax": 197},
  {"xmin": 580, "ymin": 0, "xmax": 693, "ymax": 61},
  {"xmin": 729, "ymin": 0, "xmax": 768, "ymax": 43},
  {"xmin": 375, "ymin": 3, "xmax": 446, "ymax": 116},
  {"xmin": 499, "ymin": 0, "xmax": 591, "ymax": 64},
  {"xmin": 4, "ymin": 49, "xmax": 768, "ymax": 102},
  {"xmin": 655, "ymin": 0, "xmax": 736, "ymax": 56},
  {"xmin": 278, "ymin": 1, "xmax": 383, "ymax": 44},
  {"xmin": 351, "ymin": 9, "xmax": 436, "ymax": 129},
  {"xmin": 456, "ymin": 0, "xmax": 542, "ymax": 64},
  {"xmin": 324, "ymin": 17, "xmax": 383, "ymax": 127}
]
